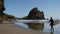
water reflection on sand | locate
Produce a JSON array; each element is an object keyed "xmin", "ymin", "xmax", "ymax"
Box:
[
  {"xmin": 25, "ymin": 23, "xmax": 44, "ymax": 30},
  {"xmin": 15, "ymin": 20, "xmax": 60, "ymax": 34}
]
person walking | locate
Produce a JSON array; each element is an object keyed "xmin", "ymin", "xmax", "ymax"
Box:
[{"xmin": 49, "ymin": 17, "xmax": 54, "ymax": 31}]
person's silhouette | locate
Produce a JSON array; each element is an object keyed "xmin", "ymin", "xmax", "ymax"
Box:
[{"xmin": 49, "ymin": 17, "xmax": 54, "ymax": 31}]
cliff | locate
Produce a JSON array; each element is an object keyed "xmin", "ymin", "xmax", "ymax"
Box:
[
  {"xmin": 23, "ymin": 7, "xmax": 45, "ymax": 19},
  {"xmin": 0, "ymin": 0, "xmax": 5, "ymax": 16}
]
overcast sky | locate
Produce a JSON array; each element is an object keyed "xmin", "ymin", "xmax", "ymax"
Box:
[{"xmin": 4, "ymin": 0, "xmax": 60, "ymax": 19}]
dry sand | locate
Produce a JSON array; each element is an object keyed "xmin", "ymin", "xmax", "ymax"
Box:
[{"xmin": 0, "ymin": 23, "xmax": 49, "ymax": 34}]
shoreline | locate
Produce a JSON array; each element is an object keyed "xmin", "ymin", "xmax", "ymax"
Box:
[{"xmin": 0, "ymin": 22, "xmax": 49, "ymax": 34}]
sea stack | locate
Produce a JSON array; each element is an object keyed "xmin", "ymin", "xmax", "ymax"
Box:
[{"xmin": 23, "ymin": 7, "xmax": 45, "ymax": 19}]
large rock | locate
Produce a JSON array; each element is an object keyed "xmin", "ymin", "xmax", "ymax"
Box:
[
  {"xmin": 0, "ymin": 0, "xmax": 5, "ymax": 11},
  {"xmin": 23, "ymin": 7, "xmax": 45, "ymax": 19},
  {"xmin": 0, "ymin": 0, "xmax": 5, "ymax": 16},
  {"xmin": 0, "ymin": 0, "xmax": 5, "ymax": 23}
]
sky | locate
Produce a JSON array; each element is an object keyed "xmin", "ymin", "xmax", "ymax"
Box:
[{"xmin": 4, "ymin": 0, "xmax": 60, "ymax": 19}]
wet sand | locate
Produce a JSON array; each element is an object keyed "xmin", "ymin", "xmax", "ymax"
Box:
[{"xmin": 0, "ymin": 21, "xmax": 48, "ymax": 34}]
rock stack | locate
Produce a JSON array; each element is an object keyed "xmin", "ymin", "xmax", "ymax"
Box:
[{"xmin": 23, "ymin": 7, "xmax": 45, "ymax": 19}]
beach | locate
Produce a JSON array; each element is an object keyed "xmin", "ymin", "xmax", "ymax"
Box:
[{"xmin": 0, "ymin": 21, "xmax": 48, "ymax": 34}]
